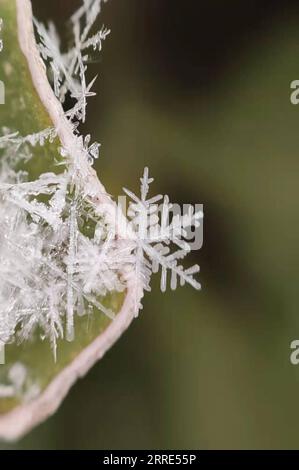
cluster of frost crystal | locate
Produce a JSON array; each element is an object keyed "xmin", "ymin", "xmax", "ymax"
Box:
[
  {"xmin": 0, "ymin": 0, "xmax": 202, "ymax": 359},
  {"xmin": 34, "ymin": 0, "xmax": 110, "ymax": 124},
  {"xmin": 0, "ymin": 159, "xmax": 130, "ymax": 359}
]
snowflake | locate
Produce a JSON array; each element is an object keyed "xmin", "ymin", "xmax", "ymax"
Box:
[{"xmin": 123, "ymin": 168, "xmax": 202, "ymax": 313}]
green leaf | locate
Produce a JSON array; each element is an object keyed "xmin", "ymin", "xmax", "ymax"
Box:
[{"xmin": 0, "ymin": 0, "xmax": 136, "ymax": 440}]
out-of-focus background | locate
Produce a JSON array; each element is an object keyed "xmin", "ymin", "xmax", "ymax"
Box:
[{"xmin": 4, "ymin": 0, "xmax": 299, "ymax": 449}]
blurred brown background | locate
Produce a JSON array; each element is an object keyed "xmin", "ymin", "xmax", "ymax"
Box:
[{"xmin": 4, "ymin": 0, "xmax": 299, "ymax": 449}]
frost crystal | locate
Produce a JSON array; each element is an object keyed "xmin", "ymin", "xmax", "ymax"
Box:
[
  {"xmin": 34, "ymin": 0, "xmax": 110, "ymax": 124},
  {"xmin": 123, "ymin": 168, "xmax": 202, "ymax": 312},
  {"xmin": 0, "ymin": 0, "xmax": 202, "ymax": 360}
]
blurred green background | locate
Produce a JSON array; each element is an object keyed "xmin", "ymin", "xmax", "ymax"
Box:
[{"xmin": 4, "ymin": 0, "xmax": 299, "ymax": 449}]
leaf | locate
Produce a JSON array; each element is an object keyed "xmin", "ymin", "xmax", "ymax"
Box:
[{"xmin": 0, "ymin": 0, "xmax": 140, "ymax": 441}]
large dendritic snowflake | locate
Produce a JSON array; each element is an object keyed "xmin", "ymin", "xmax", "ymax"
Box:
[{"xmin": 0, "ymin": 0, "xmax": 202, "ymax": 360}]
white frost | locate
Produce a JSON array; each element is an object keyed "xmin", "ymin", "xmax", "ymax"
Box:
[{"xmin": 0, "ymin": 0, "xmax": 202, "ymax": 360}]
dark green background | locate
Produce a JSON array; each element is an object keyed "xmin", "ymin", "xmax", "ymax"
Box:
[{"xmin": 3, "ymin": 0, "xmax": 299, "ymax": 449}]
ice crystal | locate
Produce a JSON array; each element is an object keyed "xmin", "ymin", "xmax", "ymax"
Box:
[
  {"xmin": 0, "ymin": 159, "xmax": 128, "ymax": 358},
  {"xmin": 0, "ymin": 0, "xmax": 202, "ymax": 360},
  {"xmin": 123, "ymin": 168, "xmax": 202, "ymax": 312},
  {"xmin": 34, "ymin": 0, "xmax": 110, "ymax": 124}
]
